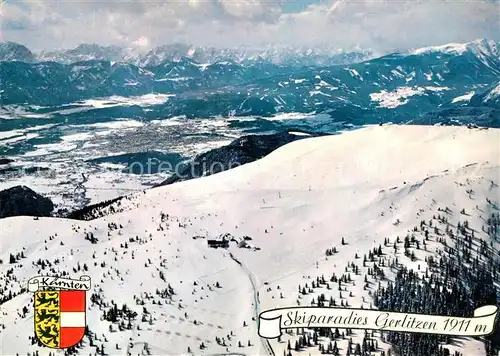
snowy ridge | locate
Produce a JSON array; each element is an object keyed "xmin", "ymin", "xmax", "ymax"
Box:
[
  {"xmin": 410, "ymin": 43, "xmax": 469, "ymax": 56},
  {"xmin": 483, "ymin": 83, "xmax": 500, "ymax": 103},
  {"xmin": 0, "ymin": 125, "xmax": 499, "ymax": 356},
  {"xmin": 408, "ymin": 39, "xmax": 499, "ymax": 58}
]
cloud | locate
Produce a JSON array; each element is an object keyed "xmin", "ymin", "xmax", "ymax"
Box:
[
  {"xmin": 1, "ymin": 0, "xmax": 498, "ymax": 52},
  {"xmin": 218, "ymin": 0, "xmax": 283, "ymax": 21},
  {"xmin": 133, "ymin": 36, "xmax": 149, "ymax": 48}
]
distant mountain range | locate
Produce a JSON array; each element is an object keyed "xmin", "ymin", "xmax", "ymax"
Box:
[
  {"xmin": 0, "ymin": 39, "xmax": 498, "ymax": 127},
  {"xmin": 0, "ymin": 41, "xmax": 376, "ymax": 67}
]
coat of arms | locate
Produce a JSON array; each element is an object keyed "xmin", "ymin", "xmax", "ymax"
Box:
[{"xmin": 28, "ymin": 275, "xmax": 91, "ymax": 349}]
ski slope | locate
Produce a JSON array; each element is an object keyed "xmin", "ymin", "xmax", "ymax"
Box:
[{"xmin": 0, "ymin": 124, "xmax": 498, "ymax": 356}]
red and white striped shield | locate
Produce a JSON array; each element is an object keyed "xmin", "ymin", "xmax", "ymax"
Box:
[{"xmin": 29, "ymin": 275, "xmax": 91, "ymax": 349}]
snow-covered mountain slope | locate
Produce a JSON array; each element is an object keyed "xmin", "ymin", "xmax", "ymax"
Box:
[
  {"xmin": 1, "ymin": 125, "xmax": 499, "ymax": 356},
  {"xmin": 0, "ymin": 42, "xmax": 35, "ymax": 62},
  {"xmin": 470, "ymin": 81, "xmax": 500, "ymax": 108},
  {"xmin": 406, "ymin": 39, "xmax": 500, "ymax": 80},
  {"xmin": 135, "ymin": 44, "xmax": 375, "ymax": 68},
  {"xmin": 414, "ymin": 80, "xmax": 500, "ymax": 127},
  {"xmin": 36, "ymin": 44, "xmax": 140, "ymax": 66},
  {"xmin": 408, "ymin": 39, "xmax": 499, "ymax": 58}
]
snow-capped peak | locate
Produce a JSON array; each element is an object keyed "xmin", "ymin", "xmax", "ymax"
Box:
[
  {"xmin": 408, "ymin": 38, "xmax": 499, "ymax": 57},
  {"xmin": 410, "ymin": 42, "xmax": 468, "ymax": 56}
]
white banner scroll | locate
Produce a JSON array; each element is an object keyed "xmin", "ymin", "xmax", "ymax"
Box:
[
  {"xmin": 27, "ymin": 275, "xmax": 91, "ymax": 292},
  {"xmin": 258, "ymin": 305, "xmax": 499, "ymax": 338}
]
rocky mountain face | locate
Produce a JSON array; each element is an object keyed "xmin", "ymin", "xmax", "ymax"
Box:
[
  {"xmin": 470, "ymin": 81, "xmax": 500, "ymax": 108},
  {"xmin": 37, "ymin": 43, "xmax": 139, "ymax": 64},
  {"xmin": 29, "ymin": 42, "xmax": 375, "ymax": 67},
  {"xmin": 0, "ymin": 186, "xmax": 54, "ymax": 218},
  {"xmin": 134, "ymin": 43, "xmax": 376, "ymax": 68},
  {"xmin": 0, "ymin": 42, "xmax": 35, "ymax": 62}
]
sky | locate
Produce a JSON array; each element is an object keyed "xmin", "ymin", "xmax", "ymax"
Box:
[{"xmin": 0, "ymin": 0, "xmax": 499, "ymax": 52}]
